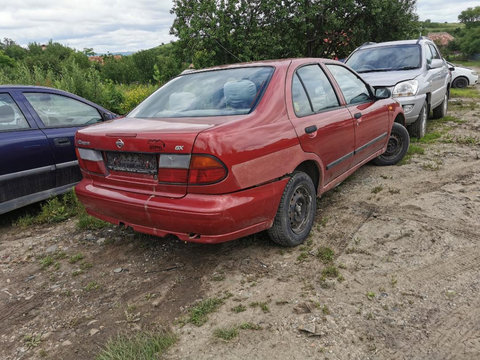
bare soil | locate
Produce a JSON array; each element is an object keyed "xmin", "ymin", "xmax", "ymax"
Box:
[{"xmin": 1, "ymin": 79, "xmax": 479, "ymax": 360}]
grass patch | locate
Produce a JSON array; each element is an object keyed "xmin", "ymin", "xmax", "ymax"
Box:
[
  {"xmin": 231, "ymin": 304, "xmax": 247, "ymax": 313},
  {"xmin": 96, "ymin": 330, "xmax": 177, "ymax": 360},
  {"xmin": 69, "ymin": 253, "xmax": 84, "ymax": 264},
  {"xmin": 13, "ymin": 190, "xmax": 109, "ymax": 230},
  {"xmin": 239, "ymin": 322, "xmax": 262, "ymax": 330},
  {"xmin": 187, "ymin": 298, "xmax": 224, "ymax": 326},
  {"xmin": 366, "ymin": 291, "xmax": 376, "ymax": 300},
  {"xmin": 371, "ymin": 185, "xmax": 383, "ymax": 194},
  {"xmin": 321, "ymin": 265, "xmax": 340, "ymax": 278},
  {"xmin": 450, "ymin": 87, "xmax": 480, "ymax": 99},
  {"xmin": 415, "ymin": 132, "xmax": 442, "ymax": 144},
  {"xmin": 213, "ymin": 327, "xmax": 238, "ymax": 341},
  {"xmin": 316, "ymin": 246, "xmax": 334, "ymax": 264},
  {"xmin": 84, "ymin": 281, "xmax": 100, "ymax": 291},
  {"xmin": 39, "ymin": 256, "xmax": 54, "ymax": 269},
  {"xmin": 399, "ymin": 144, "xmax": 425, "ymax": 164},
  {"xmin": 250, "ymin": 301, "xmax": 270, "ymax": 313},
  {"xmin": 297, "ymin": 251, "xmax": 309, "ymax": 262}
]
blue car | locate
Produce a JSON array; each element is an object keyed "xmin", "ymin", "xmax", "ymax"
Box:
[{"xmin": 0, "ymin": 86, "xmax": 117, "ymax": 214}]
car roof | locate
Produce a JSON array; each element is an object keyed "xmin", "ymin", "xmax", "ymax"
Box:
[{"xmin": 180, "ymin": 58, "xmax": 344, "ymax": 75}]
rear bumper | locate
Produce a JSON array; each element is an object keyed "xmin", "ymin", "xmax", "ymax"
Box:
[{"xmin": 75, "ymin": 178, "xmax": 288, "ymax": 244}]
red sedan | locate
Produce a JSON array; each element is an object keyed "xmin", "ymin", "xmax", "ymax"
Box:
[{"xmin": 75, "ymin": 59, "xmax": 408, "ymax": 246}]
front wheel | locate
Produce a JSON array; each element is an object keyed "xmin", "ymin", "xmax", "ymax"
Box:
[
  {"xmin": 268, "ymin": 172, "xmax": 316, "ymax": 247},
  {"xmin": 432, "ymin": 93, "xmax": 448, "ymax": 119},
  {"xmin": 372, "ymin": 122, "xmax": 410, "ymax": 166},
  {"xmin": 408, "ymin": 101, "xmax": 427, "ymax": 139}
]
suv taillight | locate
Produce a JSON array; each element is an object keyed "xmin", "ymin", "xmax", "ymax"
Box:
[
  {"xmin": 157, "ymin": 154, "xmax": 227, "ymax": 185},
  {"xmin": 77, "ymin": 148, "xmax": 107, "ymax": 175}
]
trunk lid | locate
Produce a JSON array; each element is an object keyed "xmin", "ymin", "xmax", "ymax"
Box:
[{"xmin": 76, "ymin": 116, "xmax": 218, "ymax": 198}]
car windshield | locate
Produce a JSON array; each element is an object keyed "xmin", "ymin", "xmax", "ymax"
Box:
[
  {"xmin": 129, "ymin": 67, "xmax": 274, "ymax": 118},
  {"xmin": 346, "ymin": 44, "xmax": 421, "ymax": 73}
]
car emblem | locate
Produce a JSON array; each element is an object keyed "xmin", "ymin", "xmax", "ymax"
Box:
[{"xmin": 116, "ymin": 139, "xmax": 124, "ymax": 149}]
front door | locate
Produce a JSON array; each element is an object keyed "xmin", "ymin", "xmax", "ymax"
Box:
[{"xmin": 324, "ymin": 64, "xmax": 390, "ymax": 165}]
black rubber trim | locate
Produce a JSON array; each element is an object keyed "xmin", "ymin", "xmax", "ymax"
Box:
[
  {"xmin": 354, "ymin": 132, "xmax": 387, "ymax": 154},
  {"xmin": 326, "ymin": 151, "xmax": 354, "ymax": 170}
]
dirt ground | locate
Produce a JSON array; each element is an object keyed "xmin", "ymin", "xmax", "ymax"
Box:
[{"xmin": 1, "ymin": 78, "xmax": 479, "ymax": 360}]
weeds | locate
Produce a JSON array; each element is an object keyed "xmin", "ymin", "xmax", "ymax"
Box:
[
  {"xmin": 371, "ymin": 186, "xmax": 383, "ymax": 194},
  {"xmin": 450, "ymin": 88, "xmax": 480, "ymax": 98},
  {"xmin": 187, "ymin": 298, "xmax": 224, "ymax": 326},
  {"xmin": 321, "ymin": 265, "xmax": 340, "ymax": 278},
  {"xmin": 84, "ymin": 281, "xmax": 100, "ymax": 291},
  {"xmin": 96, "ymin": 330, "xmax": 177, "ymax": 360},
  {"xmin": 213, "ymin": 327, "xmax": 238, "ymax": 341},
  {"xmin": 316, "ymin": 247, "xmax": 334, "ymax": 264},
  {"xmin": 249, "ymin": 301, "xmax": 270, "ymax": 313},
  {"xmin": 231, "ymin": 304, "xmax": 247, "ymax": 313},
  {"xmin": 366, "ymin": 291, "xmax": 376, "ymax": 300},
  {"xmin": 23, "ymin": 333, "xmax": 42, "ymax": 349},
  {"xmin": 239, "ymin": 322, "xmax": 262, "ymax": 330},
  {"xmin": 69, "ymin": 253, "xmax": 84, "ymax": 264},
  {"xmin": 39, "ymin": 256, "xmax": 54, "ymax": 269}
]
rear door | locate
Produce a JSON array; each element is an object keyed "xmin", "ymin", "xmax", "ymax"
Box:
[
  {"xmin": 426, "ymin": 43, "xmax": 449, "ymax": 108},
  {"xmin": 21, "ymin": 91, "xmax": 103, "ymax": 188},
  {"xmin": 288, "ymin": 63, "xmax": 355, "ymax": 184},
  {"xmin": 0, "ymin": 91, "xmax": 55, "ymax": 213},
  {"xmin": 324, "ymin": 64, "xmax": 389, "ymax": 166}
]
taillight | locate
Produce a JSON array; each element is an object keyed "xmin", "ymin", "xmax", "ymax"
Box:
[
  {"xmin": 158, "ymin": 154, "xmax": 190, "ymax": 183},
  {"xmin": 77, "ymin": 148, "xmax": 107, "ymax": 175},
  {"xmin": 188, "ymin": 155, "xmax": 227, "ymax": 185},
  {"xmin": 157, "ymin": 154, "xmax": 227, "ymax": 185}
]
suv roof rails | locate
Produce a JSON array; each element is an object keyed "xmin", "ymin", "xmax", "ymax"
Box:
[
  {"xmin": 416, "ymin": 35, "xmax": 428, "ymax": 44},
  {"xmin": 360, "ymin": 41, "xmax": 376, "ymax": 48}
]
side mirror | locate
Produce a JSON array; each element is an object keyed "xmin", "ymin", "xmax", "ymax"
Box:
[
  {"xmin": 374, "ymin": 87, "xmax": 391, "ymax": 99},
  {"xmin": 429, "ymin": 59, "xmax": 444, "ymax": 70}
]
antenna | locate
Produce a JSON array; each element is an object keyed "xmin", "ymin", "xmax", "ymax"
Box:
[{"xmin": 202, "ymin": 31, "xmax": 243, "ymax": 63}]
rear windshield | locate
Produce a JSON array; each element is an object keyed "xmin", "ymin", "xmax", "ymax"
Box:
[
  {"xmin": 346, "ymin": 44, "xmax": 421, "ymax": 73},
  {"xmin": 129, "ymin": 67, "xmax": 274, "ymax": 118}
]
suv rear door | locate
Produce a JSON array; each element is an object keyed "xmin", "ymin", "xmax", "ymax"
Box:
[{"xmin": 0, "ymin": 91, "xmax": 55, "ymax": 214}]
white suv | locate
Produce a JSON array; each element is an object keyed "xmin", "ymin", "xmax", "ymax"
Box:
[{"xmin": 345, "ymin": 38, "xmax": 451, "ymax": 138}]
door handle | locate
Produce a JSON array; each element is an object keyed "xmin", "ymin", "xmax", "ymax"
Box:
[
  {"xmin": 54, "ymin": 137, "xmax": 71, "ymax": 147},
  {"xmin": 354, "ymin": 112, "xmax": 362, "ymax": 119},
  {"xmin": 305, "ymin": 125, "xmax": 317, "ymax": 134}
]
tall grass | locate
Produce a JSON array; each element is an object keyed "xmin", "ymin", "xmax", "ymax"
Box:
[{"xmin": 0, "ymin": 60, "xmax": 158, "ymax": 114}]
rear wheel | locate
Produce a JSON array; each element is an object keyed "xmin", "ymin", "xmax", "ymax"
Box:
[
  {"xmin": 432, "ymin": 93, "xmax": 448, "ymax": 119},
  {"xmin": 408, "ymin": 101, "xmax": 427, "ymax": 139},
  {"xmin": 452, "ymin": 76, "xmax": 468, "ymax": 89},
  {"xmin": 268, "ymin": 172, "xmax": 316, "ymax": 247},
  {"xmin": 372, "ymin": 122, "xmax": 410, "ymax": 166}
]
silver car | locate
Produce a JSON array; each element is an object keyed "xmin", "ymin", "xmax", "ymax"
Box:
[{"xmin": 346, "ymin": 38, "xmax": 451, "ymax": 138}]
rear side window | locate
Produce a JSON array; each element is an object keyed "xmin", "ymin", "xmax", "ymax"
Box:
[
  {"xmin": 292, "ymin": 65, "xmax": 339, "ymax": 117},
  {"xmin": 24, "ymin": 93, "xmax": 102, "ymax": 128},
  {"xmin": 326, "ymin": 64, "xmax": 371, "ymax": 105},
  {"xmin": 0, "ymin": 94, "xmax": 30, "ymax": 132}
]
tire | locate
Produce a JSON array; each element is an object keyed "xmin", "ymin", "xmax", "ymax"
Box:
[
  {"xmin": 452, "ymin": 76, "xmax": 468, "ymax": 89},
  {"xmin": 408, "ymin": 101, "xmax": 427, "ymax": 139},
  {"xmin": 372, "ymin": 122, "xmax": 410, "ymax": 166},
  {"xmin": 268, "ymin": 172, "xmax": 316, "ymax": 247},
  {"xmin": 432, "ymin": 93, "xmax": 448, "ymax": 119}
]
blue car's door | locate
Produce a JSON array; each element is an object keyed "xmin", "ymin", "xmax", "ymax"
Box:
[
  {"xmin": 21, "ymin": 91, "xmax": 104, "ymax": 188},
  {"xmin": 0, "ymin": 91, "xmax": 56, "ymax": 214}
]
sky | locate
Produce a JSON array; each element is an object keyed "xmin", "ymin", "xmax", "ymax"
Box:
[{"xmin": 0, "ymin": 0, "xmax": 479, "ymax": 54}]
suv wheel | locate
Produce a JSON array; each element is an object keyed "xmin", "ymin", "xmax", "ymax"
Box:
[
  {"xmin": 268, "ymin": 172, "xmax": 316, "ymax": 247},
  {"xmin": 408, "ymin": 101, "xmax": 427, "ymax": 139},
  {"xmin": 432, "ymin": 93, "xmax": 448, "ymax": 119}
]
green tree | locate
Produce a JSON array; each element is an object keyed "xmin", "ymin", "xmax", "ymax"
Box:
[
  {"xmin": 458, "ymin": 6, "xmax": 480, "ymax": 28},
  {"xmin": 170, "ymin": 0, "xmax": 419, "ymax": 66},
  {"xmin": 458, "ymin": 27, "xmax": 480, "ymax": 56}
]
